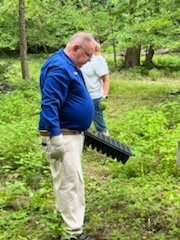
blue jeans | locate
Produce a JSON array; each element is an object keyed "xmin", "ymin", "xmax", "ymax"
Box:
[{"xmin": 92, "ymin": 98, "xmax": 108, "ymax": 133}]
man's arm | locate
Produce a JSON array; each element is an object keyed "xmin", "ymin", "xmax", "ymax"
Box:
[{"xmin": 41, "ymin": 68, "xmax": 69, "ymax": 136}]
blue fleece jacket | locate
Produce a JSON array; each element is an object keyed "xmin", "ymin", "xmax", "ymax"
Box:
[{"xmin": 39, "ymin": 49, "xmax": 94, "ymax": 136}]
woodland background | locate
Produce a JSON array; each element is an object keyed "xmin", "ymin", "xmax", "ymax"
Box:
[{"xmin": 0, "ymin": 0, "xmax": 180, "ymax": 240}]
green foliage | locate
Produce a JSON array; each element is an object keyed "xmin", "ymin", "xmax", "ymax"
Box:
[
  {"xmin": 108, "ymin": 78, "xmax": 180, "ymax": 178},
  {"xmin": 84, "ymin": 164, "xmax": 180, "ymax": 239},
  {"xmin": 0, "ymin": 0, "xmax": 179, "ymax": 60},
  {"xmin": 114, "ymin": 103, "xmax": 179, "ymax": 176},
  {"xmin": 0, "ymin": 61, "xmax": 9, "ymax": 80},
  {"xmin": 153, "ymin": 53, "xmax": 180, "ymax": 67},
  {"xmin": 115, "ymin": 0, "xmax": 180, "ymax": 49},
  {"xmin": 0, "ymin": 56, "xmax": 179, "ymax": 239},
  {"xmin": 148, "ymin": 68, "xmax": 164, "ymax": 81},
  {"xmin": 0, "ymin": 0, "xmax": 19, "ymax": 50},
  {"xmin": 26, "ymin": 2, "xmax": 88, "ymax": 49}
]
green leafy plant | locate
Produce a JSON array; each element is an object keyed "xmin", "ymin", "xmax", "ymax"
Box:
[
  {"xmin": 148, "ymin": 68, "xmax": 164, "ymax": 81},
  {"xmin": 0, "ymin": 55, "xmax": 179, "ymax": 240}
]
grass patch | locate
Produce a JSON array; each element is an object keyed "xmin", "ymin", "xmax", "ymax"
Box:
[{"xmin": 0, "ymin": 55, "xmax": 180, "ymax": 239}]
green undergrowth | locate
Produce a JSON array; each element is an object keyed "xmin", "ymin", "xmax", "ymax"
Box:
[{"xmin": 0, "ymin": 56, "xmax": 180, "ymax": 239}]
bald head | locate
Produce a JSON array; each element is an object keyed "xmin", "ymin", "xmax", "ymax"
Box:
[
  {"xmin": 67, "ymin": 32, "xmax": 95, "ymax": 46},
  {"xmin": 64, "ymin": 32, "xmax": 97, "ymax": 67}
]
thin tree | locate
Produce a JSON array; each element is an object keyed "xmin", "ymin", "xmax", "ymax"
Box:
[{"xmin": 19, "ymin": 0, "xmax": 30, "ymax": 80}]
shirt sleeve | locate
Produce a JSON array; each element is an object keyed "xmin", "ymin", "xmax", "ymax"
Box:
[
  {"xmin": 41, "ymin": 67, "xmax": 70, "ymax": 136},
  {"xmin": 94, "ymin": 55, "xmax": 109, "ymax": 77}
]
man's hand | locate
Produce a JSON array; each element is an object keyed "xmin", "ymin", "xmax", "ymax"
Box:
[
  {"xmin": 50, "ymin": 135, "xmax": 65, "ymax": 160},
  {"xmin": 99, "ymin": 97, "xmax": 108, "ymax": 111}
]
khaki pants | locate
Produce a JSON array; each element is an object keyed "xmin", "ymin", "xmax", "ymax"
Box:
[{"xmin": 43, "ymin": 133, "xmax": 85, "ymax": 235}]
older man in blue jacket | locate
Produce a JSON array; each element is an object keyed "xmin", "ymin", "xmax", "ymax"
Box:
[{"xmin": 39, "ymin": 32, "xmax": 97, "ymax": 240}]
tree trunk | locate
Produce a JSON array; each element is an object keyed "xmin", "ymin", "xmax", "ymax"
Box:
[
  {"xmin": 145, "ymin": 45, "xmax": 154, "ymax": 67},
  {"xmin": 123, "ymin": 0, "xmax": 141, "ymax": 69},
  {"xmin": 19, "ymin": 0, "xmax": 30, "ymax": 80},
  {"xmin": 124, "ymin": 46, "xmax": 141, "ymax": 68}
]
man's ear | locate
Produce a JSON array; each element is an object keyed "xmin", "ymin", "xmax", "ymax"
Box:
[{"xmin": 73, "ymin": 45, "xmax": 79, "ymax": 53}]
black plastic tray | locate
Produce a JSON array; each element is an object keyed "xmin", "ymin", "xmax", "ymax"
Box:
[{"xmin": 84, "ymin": 131, "xmax": 133, "ymax": 164}]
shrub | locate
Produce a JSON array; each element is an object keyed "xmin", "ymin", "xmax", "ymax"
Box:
[{"xmin": 148, "ymin": 68, "xmax": 164, "ymax": 81}]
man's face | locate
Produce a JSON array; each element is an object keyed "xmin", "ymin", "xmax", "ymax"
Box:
[{"xmin": 75, "ymin": 41, "xmax": 96, "ymax": 67}]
